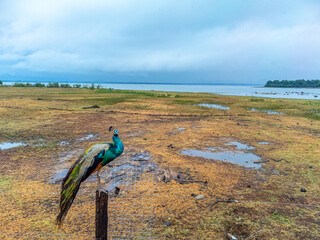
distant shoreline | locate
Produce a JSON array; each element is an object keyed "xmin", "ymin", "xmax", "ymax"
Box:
[
  {"xmin": 1, "ymin": 80, "xmax": 258, "ymax": 86},
  {"xmin": 1, "ymin": 81, "xmax": 320, "ymax": 100}
]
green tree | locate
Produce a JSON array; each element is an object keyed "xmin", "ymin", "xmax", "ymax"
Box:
[
  {"xmin": 34, "ymin": 83, "xmax": 45, "ymax": 87},
  {"xmin": 60, "ymin": 83, "xmax": 71, "ymax": 88},
  {"xmin": 47, "ymin": 82, "xmax": 60, "ymax": 88}
]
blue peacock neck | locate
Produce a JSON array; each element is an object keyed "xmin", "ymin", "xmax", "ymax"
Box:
[{"xmin": 113, "ymin": 135, "xmax": 124, "ymax": 151}]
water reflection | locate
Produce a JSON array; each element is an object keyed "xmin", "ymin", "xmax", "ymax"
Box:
[
  {"xmin": 198, "ymin": 103, "xmax": 230, "ymax": 110},
  {"xmin": 181, "ymin": 149, "xmax": 261, "ymax": 169},
  {"xmin": 250, "ymin": 108, "xmax": 284, "ymax": 114},
  {"xmin": 0, "ymin": 142, "xmax": 26, "ymax": 150}
]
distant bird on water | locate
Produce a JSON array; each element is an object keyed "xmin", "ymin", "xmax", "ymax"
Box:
[{"xmin": 56, "ymin": 129, "xmax": 124, "ymax": 226}]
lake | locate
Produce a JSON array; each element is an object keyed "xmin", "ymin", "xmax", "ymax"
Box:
[{"xmin": 4, "ymin": 82, "xmax": 320, "ymax": 99}]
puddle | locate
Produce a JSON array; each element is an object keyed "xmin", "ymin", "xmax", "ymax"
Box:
[
  {"xmin": 198, "ymin": 103, "xmax": 230, "ymax": 110},
  {"xmin": 34, "ymin": 142, "xmax": 46, "ymax": 147},
  {"xmin": 178, "ymin": 127, "xmax": 186, "ymax": 132},
  {"xmin": 250, "ymin": 108, "xmax": 284, "ymax": 115},
  {"xmin": 31, "ymin": 138, "xmax": 46, "ymax": 147},
  {"xmin": 49, "ymin": 169, "xmax": 69, "ymax": 184},
  {"xmin": 58, "ymin": 141, "xmax": 70, "ymax": 146},
  {"xmin": 181, "ymin": 149, "xmax": 261, "ymax": 169},
  {"xmin": 77, "ymin": 134, "xmax": 97, "ymax": 141},
  {"xmin": 258, "ymin": 142, "xmax": 269, "ymax": 145},
  {"xmin": 225, "ymin": 141, "xmax": 254, "ymax": 150},
  {"xmin": 0, "ymin": 142, "xmax": 26, "ymax": 150}
]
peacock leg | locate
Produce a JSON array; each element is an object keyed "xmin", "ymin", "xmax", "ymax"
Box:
[{"xmin": 97, "ymin": 168, "xmax": 102, "ymax": 189}]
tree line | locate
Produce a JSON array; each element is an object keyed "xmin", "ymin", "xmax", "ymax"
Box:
[
  {"xmin": 0, "ymin": 81, "xmax": 101, "ymax": 89},
  {"xmin": 265, "ymin": 80, "xmax": 320, "ymax": 88}
]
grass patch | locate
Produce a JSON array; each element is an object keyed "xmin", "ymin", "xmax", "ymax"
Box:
[
  {"xmin": 250, "ymin": 97, "xmax": 265, "ymax": 102},
  {"xmin": 95, "ymin": 88, "xmax": 173, "ymax": 98},
  {"xmin": 255, "ymin": 103, "xmax": 285, "ymax": 110},
  {"xmin": 82, "ymin": 96, "xmax": 131, "ymax": 105},
  {"xmin": 173, "ymin": 99, "xmax": 198, "ymax": 105},
  {"xmin": 269, "ymin": 210, "xmax": 294, "ymax": 226},
  {"xmin": 0, "ymin": 176, "xmax": 13, "ymax": 191}
]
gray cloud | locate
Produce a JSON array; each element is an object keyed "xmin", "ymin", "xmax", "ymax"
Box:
[{"xmin": 1, "ymin": 0, "xmax": 320, "ymax": 83}]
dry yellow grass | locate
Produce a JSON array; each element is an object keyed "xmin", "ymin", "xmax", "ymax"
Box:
[{"xmin": 0, "ymin": 87, "xmax": 319, "ymax": 239}]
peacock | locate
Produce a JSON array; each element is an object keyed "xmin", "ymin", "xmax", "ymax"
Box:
[{"xmin": 56, "ymin": 129, "xmax": 124, "ymax": 226}]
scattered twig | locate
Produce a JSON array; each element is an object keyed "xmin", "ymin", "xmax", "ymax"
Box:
[
  {"xmin": 254, "ymin": 158, "xmax": 291, "ymax": 164},
  {"xmin": 209, "ymin": 199, "xmax": 239, "ymax": 211},
  {"xmin": 270, "ymin": 158, "xmax": 291, "ymax": 163},
  {"xmin": 237, "ymin": 123, "xmax": 249, "ymax": 126}
]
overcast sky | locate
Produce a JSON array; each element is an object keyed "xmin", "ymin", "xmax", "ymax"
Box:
[{"xmin": 0, "ymin": 0, "xmax": 320, "ymax": 84}]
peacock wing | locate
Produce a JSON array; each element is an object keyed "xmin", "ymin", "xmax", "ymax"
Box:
[{"xmin": 56, "ymin": 143, "xmax": 111, "ymax": 226}]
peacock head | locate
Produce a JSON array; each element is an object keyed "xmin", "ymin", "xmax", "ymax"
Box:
[{"xmin": 114, "ymin": 129, "xmax": 119, "ymax": 136}]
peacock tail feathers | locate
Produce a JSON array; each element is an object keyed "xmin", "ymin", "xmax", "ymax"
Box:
[
  {"xmin": 56, "ymin": 155, "xmax": 82, "ymax": 227},
  {"xmin": 56, "ymin": 143, "xmax": 110, "ymax": 226}
]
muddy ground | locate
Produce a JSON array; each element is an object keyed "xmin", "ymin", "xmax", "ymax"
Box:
[{"xmin": 0, "ymin": 87, "xmax": 319, "ymax": 239}]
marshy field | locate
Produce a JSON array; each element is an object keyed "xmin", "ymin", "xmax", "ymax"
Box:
[{"xmin": 0, "ymin": 86, "xmax": 319, "ymax": 239}]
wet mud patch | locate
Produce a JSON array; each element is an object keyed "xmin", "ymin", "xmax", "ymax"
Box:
[
  {"xmin": 125, "ymin": 130, "xmax": 146, "ymax": 139},
  {"xmin": 49, "ymin": 149, "xmax": 82, "ymax": 184},
  {"xmin": 167, "ymin": 127, "xmax": 187, "ymax": 135},
  {"xmin": 250, "ymin": 108, "xmax": 284, "ymax": 115},
  {"xmin": 49, "ymin": 169, "xmax": 69, "ymax": 184},
  {"xmin": 197, "ymin": 103, "xmax": 230, "ymax": 110},
  {"xmin": 77, "ymin": 133, "xmax": 98, "ymax": 141},
  {"xmin": 0, "ymin": 139, "xmax": 51, "ymax": 150}
]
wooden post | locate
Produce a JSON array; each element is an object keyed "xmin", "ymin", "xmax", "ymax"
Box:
[{"xmin": 96, "ymin": 190, "xmax": 108, "ymax": 240}]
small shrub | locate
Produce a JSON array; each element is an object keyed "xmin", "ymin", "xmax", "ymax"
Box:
[
  {"xmin": 34, "ymin": 83, "xmax": 45, "ymax": 87},
  {"xmin": 13, "ymin": 82, "xmax": 26, "ymax": 87},
  {"xmin": 250, "ymin": 98, "xmax": 264, "ymax": 102},
  {"xmin": 47, "ymin": 82, "xmax": 60, "ymax": 88},
  {"xmin": 60, "ymin": 83, "xmax": 71, "ymax": 88}
]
